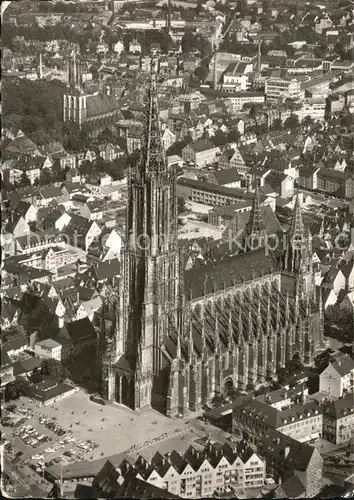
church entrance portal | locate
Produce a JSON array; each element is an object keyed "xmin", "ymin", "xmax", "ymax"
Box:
[
  {"xmin": 115, "ymin": 375, "xmax": 134, "ymax": 409},
  {"xmin": 224, "ymin": 378, "xmax": 235, "ymax": 397}
]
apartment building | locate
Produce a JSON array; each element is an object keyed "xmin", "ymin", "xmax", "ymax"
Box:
[
  {"xmin": 177, "ymin": 178, "xmax": 244, "ymax": 207},
  {"xmin": 234, "ymin": 398, "xmax": 323, "ymax": 444},
  {"xmin": 323, "ymin": 394, "xmax": 354, "ymax": 444},
  {"xmin": 298, "ymin": 98, "xmax": 326, "ymax": 122},
  {"xmin": 232, "ymin": 406, "xmax": 323, "ymax": 498},
  {"xmin": 116, "ymin": 441, "xmax": 266, "ymax": 498},
  {"xmin": 319, "ymin": 354, "xmax": 354, "ymax": 399},
  {"xmin": 225, "ymin": 92, "xmax": 265, "ymax": 112},
  {"xmin": 265, "ymin": 77, "xmax": 304, "ymax": 101},
  {"xmin": 5, "ymin": 246, "xmax": 74, "ymax": 274},
  {"xmin": 181, "ymin": 139, "xmax": 220, "ymax": 168},
  {"xmin": 317, "ymin": 168, "xmax": 347, "ymax": 196},
  {"xmin": 221, "ymin": 61, "xmax": 251, "ymax": 92}
]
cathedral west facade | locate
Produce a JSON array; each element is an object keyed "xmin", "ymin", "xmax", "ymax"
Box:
[{"xmin": 100, "ymin": 67, "xmax": 324, "ymax": 417}]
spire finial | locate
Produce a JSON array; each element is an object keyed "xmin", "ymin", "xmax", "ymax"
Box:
[{"xmin": 138, "ymin": 57, "xmax": 165, "ymax": 176}]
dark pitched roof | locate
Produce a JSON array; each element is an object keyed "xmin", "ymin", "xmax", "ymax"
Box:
[
  {"xmin": 3, "ymin": 335, "xmax": 28, "ymax": 352},
  {"xmin": 331, "ymin": 354, "xmax": 354, "ymax": 377},
  {"xmin": 213, "ymin": 168, "xmax": 241, "ymax": 185},
  {"xmin": 184, "ymin": 248, "xmax": 278, "ymax": 299},
  {"xmin": 13, "ymin": 356, "xmax": 42, "ymax": 376},
  {"xmin": 91, "ymin": 259, "xmax": 121, "ymax": 281},
  {"xmin": 86, "ymin": 93, "xmax": 121, "ymax": 118},
  {"xmin": 324, "ymin": 394, "xmax": 354, "ymax": 420},
  {"xmin": 275, "ymin": 474, "xmax": 306, "ymax": 498},
  {"xmin": 13, "ymin": 201, "xmax": 32, "ymax": 217},
  {"xmin": 58, "ymin": 317, "xmax": 97, "ymax": 344},
  {"xmin": 189, "ymin": 138, "xmax": 216, "ymax": 153},
  {"xmin": 40, "ymin": 187, "xmax": 64, "ymax": 199}
]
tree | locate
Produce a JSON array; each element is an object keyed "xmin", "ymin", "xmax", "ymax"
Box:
[
  {"xmin": 5, "ymin": 379, "xmax": 31, "ymax": 401},
  {"xmin": 325, "ymin": 304, "xmax": 353, "ymax": 343},
  {"xmin": 41, "ymin": 359, "xmax": 69, "ymax": 382},
  {"xmin": 284, "ymin": 114, "xmax": 300, "ymax": 130},
  {"xmin": 303, "ymin": 115, "xmax": 314, "ymax": 127},
  {"xmin": 39, "ymin": 168, "xmax": 54, "ymax": 186},
  {"xmin": 227, "ymin": 129, "xmax": 240, "ymax": 143},
  {"xmin": 212, "ymin": 129, "xmax": 229, "ymax": 148},
  {"xmin": 194, "ymin": 65, "xmax": 209, "ymax": 83},
  {"xmin": 272, "ymin": 118, "xmax": 282, "ymax": 130}
]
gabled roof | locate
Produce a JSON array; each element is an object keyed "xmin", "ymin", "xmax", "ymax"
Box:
[
  {"xmin": 86, "ymin": 93, "xmax": 122, "ymax": 119},
  {"xmin": 330, "ymin": 354, "xmax": 354, "ymax": 377},
  {"xmin": 91, "ymin": 259, "xmax": 121, "ymax": 282},
  {"xmin": 13, "ymin": 201, "xmax": 33, "ymax": 217},
  {"xmin": 188, "ymin": 138, "xmax": 216, "ymax": 153},
  {"xmin": 184, "ymin": 248, "xmax": 278, "ymax": 299},
  {"xmin": 324, "ymin": 393, "xmax": 354, "ymax": 420},
  {"xmin": 13, "ymin": 356, "xmax": 42, "ymax": 376},
  {"xmin": 58, "ymin": 317, "xmax": 97, "ymax": 344},
  {"xmin": 275, "ymin": 474, "xmax": 306, "ymax": 498},
  {"xmin": 213, "ymin": 168, "xmax": 241, "ymax": 185}
]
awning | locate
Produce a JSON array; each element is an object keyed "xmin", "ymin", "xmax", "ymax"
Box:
[{"xmin": 310, "ymin": 432, "xmax": 319, "ymax": 440}]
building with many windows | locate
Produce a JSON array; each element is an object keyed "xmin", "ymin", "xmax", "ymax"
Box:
[
  {"xmin": 34, "ymin": 338, "xmax": 62, "ymax": 362},
  {"xmin": 323, "ymin": 394, "xmax": 354, "ymax": 444},
  {"xmin": 319, "ymin": 354, "xmax": 354, "ymax": 399},
  {"xmin": 265, "ymin": 77, "xmax": 304, "ymax": 101},
  {"xmin": 234, "ymin": 398, "xmax": 323, "ymax": 444},
  {"xmin": 114, "ymin": 441, "xmax": 265, "ymax": 498},
  {"xmin": 177, "ymin": 178, "xmax": 245, "ymax": 206}
]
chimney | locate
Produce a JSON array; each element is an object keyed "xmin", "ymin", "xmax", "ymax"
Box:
[{"xmin": 77, "ymin": 292, "xmax": 80, "ymax": 305}]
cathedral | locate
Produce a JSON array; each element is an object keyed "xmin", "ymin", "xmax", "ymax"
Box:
[{"xmin": 100, "ymin": 66, "xmax": 324, "ymax": 417}]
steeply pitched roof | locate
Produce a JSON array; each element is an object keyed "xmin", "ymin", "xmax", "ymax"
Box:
[
  {"xmin": 184, "ymin": 248, "xmax": 278, "ymax": 299},
  {"xmin": 189, "ymin": 138, "xmax": 216, "ymax": 153},
  {"xmin": 331, "ymin": 354, "xmax": 354, "ymax": 377},
  {"xmin": 213, "ymin": 168, "xmax": 241, "ymax": 185},
  {"xmin": 275, "ymin": 474, "xmax": 306, "ymax": 498},
  {"xmin": 86, "ymin": 93, "xmax": 121, "ymax": 119},
  {"xmin": 59, "ymin": 317, "xmax": 97, "ymax": 344},
  {"xmin": 91, "ymin": 259, "xmax": 121, "ymax": 281},
  {"xmin": 324, "ymin": 393, "xmax": 354, "ymax": 420}
]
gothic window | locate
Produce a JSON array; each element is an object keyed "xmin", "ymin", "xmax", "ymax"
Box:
[
  {"xmin": 194, "ymin": 303, "xmax": 202, "ymax": 319},
  {"xmin": 273, "ymin": 278, "xmax": 280, "ymax": 291},
  {"xmin": 227, "ymin": 294, "xmax": 233, "ymax": 307},
  {"xmin": 254, "ymin": 283, "xmax": 261, "ymax": 297}
]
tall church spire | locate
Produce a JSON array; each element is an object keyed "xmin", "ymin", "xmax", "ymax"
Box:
[
  {"xmin": 288, "ymin": 192, "xmax": 305, "ymax": 247},
  {"xmin": 138, "ymin": 59, "xmax": 167, "ymax": 178},
  {"xmin": 245, "ymin": 179, "xmax": 265, "ymax": 251},
  {"xmin": 117, "ymin": 59, "xmax": 181, "ymax": 412},
  {"xmin": 284, "ymin": 191, "xmax": 310, "ymax": 276}
]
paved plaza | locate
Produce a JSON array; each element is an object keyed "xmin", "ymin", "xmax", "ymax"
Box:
[{"xmin": 4, "ymin": 390, "xmax": 195, "ymax": 467}]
